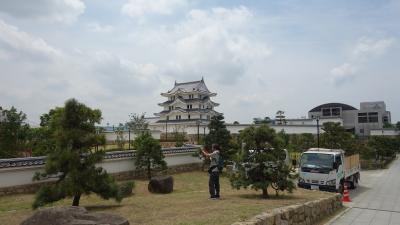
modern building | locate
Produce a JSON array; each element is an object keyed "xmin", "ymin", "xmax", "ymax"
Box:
[
  {"xmin": 308, "ymin": 103, "xmax": 358, "ymax": 131},
  {"xmin": 355, "ymin": 101, "xmax": 391, "ymax": 136},
  {"xmin": 149, "ymin": 78, "xmax": 222, "ymax": 141},
  {"xmin": 308, "ymin": 101, "xmax": 391, "ymax": 136}
]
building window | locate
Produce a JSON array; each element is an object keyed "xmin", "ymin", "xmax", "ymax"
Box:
[
  {"xmin": 383, "ymin": 116, "xmax": 389, "ymax": 123},
  {"xmin": 207, "ymin": 115, "xmax": 210, "ymax": 120},
  {"xmin": 368, "ymin": 112, "xmax": 378, "ymax": 123},
  {"xmin": 322, "ymin": 108, "xmax": 331, "ymax": 117},
  {"xmin": 200, "ymin": 115, "xmax": 203, "ymax": 119},
  {"xmin": 166, "ymin": 116, "xmax": 169, "ymax": 120},
  {"xmin": 360, "ymin": 129, "xmax": 364, "ymax": 134},
  {"xmin": 187, "ymin": 104, "xmax": 192, "ymax": 109},
  {"xmin": 358, "ymin": 113, "xmax": 367, "ymax": 123},
  {"xmin": 188, "ymin": 114, "xmax": 191, "ymax": 120},
  {"xmin": 331, "ymin": 107, "xmax": 341, "ymax": 116},
  {"xmin": 199, "ymin": 94, "xmax": 202, "ymax": 99}
]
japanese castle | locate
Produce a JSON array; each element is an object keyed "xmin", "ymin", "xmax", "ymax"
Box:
[{"xmin": 149, "ymin": 78, "xmax": 221, "ymax": 139}]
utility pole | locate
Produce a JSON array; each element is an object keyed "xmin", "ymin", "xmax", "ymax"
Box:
[
  {"xmin": 128, "ymin": 128, "xmax": 131, "ymax": 150},
  {"xmin": 317, "ymin": 116, "xmax": 320, "ymax": 148}
]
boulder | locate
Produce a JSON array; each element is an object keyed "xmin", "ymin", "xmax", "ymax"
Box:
[
  {"xmin": 148, "ymin": 175, "xmax": 174, "ymax": 194},
  {"xmin": 20, "ymin": 206, "xmax": 129, "ymax": 225}
]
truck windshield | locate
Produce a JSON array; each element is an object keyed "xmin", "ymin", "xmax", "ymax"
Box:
[{"xmin": 300, "ymin": 153, "xmax": 334, "ymax": 173}]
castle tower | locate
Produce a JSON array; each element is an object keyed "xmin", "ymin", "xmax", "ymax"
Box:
[{"xmin": 153, "ymin": 78, "xmax": 221, "ymax": 141}]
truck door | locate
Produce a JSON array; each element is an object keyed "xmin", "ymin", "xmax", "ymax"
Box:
[{"xmin": 335, "ymin": 154, "xmax": 343, "ymax": 181}]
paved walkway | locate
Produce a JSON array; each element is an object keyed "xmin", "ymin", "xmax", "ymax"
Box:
[{"xmin": 328, "ymin": 157, "xmax": 400, "ymax": 225}]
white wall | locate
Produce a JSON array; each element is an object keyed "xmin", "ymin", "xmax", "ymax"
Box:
[
  {"xmin": 104, "ymin": 130, "xmax": 161, "ymax": 143},
  {"xmin": 225, "ymin": 124, "xmax": 324, "ymax": 135},
  {"xmin": 370, "ymin": 129, "xmax": 400, "ymax": 136},
  {"xmin": 0, "ymin": 153, "xmax": 201, "ymax": 188}
]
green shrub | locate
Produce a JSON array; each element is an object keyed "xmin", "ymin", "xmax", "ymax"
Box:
[{"xmin": 118, "ymin": 181, "xmax": 135, "ymax": 197}]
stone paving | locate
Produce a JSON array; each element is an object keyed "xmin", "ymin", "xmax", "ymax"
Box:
[{"xmin": 328, "ymin": 157, "xmax": 400, "ymax": 225}]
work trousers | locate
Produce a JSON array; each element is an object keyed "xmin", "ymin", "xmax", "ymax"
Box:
[{"xmin": 209, "ymin": 171, "xmax": 220, "ymax": 198}]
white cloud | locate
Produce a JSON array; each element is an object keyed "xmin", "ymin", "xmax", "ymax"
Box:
[
  {"xmin": 86, "ymin": 23, "xmax": 114, "ymax": 33},
  {"xmin": 0, "ymin": 20, "xmax": 63, "ymax": 60},
  {"xmin": 121, "ymin": 0, "xmax": 186, "ymax": 18},
  {"xmin": 0, "ymin": 0, "xmax": 85, "ymax": 24},
  {"xmin": 329, "ymin": 37, "xmax": 396, "ymax": 86},
  {"xmin": 167, "ymin": 6, "xmax": 271, "ymax": 84},
  {"xmin": 352, "ymin": 37, "xmax": 395, "ymax": 59},
  {"xmin": 330, "ymin": 63, "xmax": 357, "ymax": 86}
]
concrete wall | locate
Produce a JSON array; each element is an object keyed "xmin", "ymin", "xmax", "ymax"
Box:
[
  {"xmin": 370, "ymin": 129, "xmax": 400, "ymax": 136},
  {"xmin": 103, "ymin": 130, "xmax": 161, "ymax": 143}
]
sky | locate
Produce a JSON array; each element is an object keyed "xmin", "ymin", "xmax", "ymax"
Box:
[{"xmin": 0, "ymin": 0, "xmax": 399, "ymax": 126}]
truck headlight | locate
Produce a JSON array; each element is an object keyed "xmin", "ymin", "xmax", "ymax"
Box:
[
  {"xmin": 298, "ymin": 178, "xmax": 305, "ymax": 183},
  {"xmin": 326, "ymin": 179, "xmax": 336, "ymax": 186}
]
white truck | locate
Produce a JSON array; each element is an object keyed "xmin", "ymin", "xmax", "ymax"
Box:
[{"xmin": 298, "ymin": 148, "xmax": 360, "ymax": 192}]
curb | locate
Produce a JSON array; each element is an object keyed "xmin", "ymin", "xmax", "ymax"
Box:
[{"xmin": 324, "ymin": 206, "xmax": 352, "ymax": 225}]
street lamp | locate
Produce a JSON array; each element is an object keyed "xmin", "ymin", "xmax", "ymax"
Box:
[
  {"xmin": 316, "ymin": 116, "xmax": 320, "ymax": 148},
  {"xmin": 196, "ymin": 120, "xmax": 201, "ymax": 144},
  {"xmin": 165, "ymin": 118, "xmax": 168, "ymax": 141},
  {"xmin": 128, "ymin": 128, "xmax": 131, "ymax": 150}
]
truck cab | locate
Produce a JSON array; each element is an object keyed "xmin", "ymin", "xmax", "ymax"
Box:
[{"xmin": 298, "ymin": 148, "xmax": 359, "ymax": 192}]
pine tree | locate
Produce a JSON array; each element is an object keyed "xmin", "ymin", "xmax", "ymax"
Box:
[
  {"xmin": 204, "ymin": 115, "xmax": 234, "ymax": 159},
  {"xmin": 230, "ymin": 125, "xmax": 295, "ymax": 198},
  {"xmin": 134, "ymin": 132, "xmax": 167, "ymax": 180},
  {"xmin": 33, "ymin": 99, "xmax": 125, "ymax": 208}
]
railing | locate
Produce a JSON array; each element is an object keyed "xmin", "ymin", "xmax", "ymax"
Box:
[{"xmin": 0, "ymin": 146, "xmax": 200, "ymax": 169}]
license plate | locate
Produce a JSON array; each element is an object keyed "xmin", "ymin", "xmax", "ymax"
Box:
[{"xmin": 310, "ymin": 185, "xmax": 319, "ymax": 190}]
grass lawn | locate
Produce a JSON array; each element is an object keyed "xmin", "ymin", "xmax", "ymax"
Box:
[{"xmin": 0, "ymin": 171, "xmax": 333, "ymax": 225}]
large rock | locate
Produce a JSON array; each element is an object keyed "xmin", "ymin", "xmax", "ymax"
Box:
[
  {"xmin": 20, "ymin": 206, "xmax": 129, "ymax": 225},
  {"xmin": 148, "ymin": 175, "xmax": 174, "ymax": 194}
]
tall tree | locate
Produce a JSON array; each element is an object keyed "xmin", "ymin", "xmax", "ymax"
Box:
[
  {"xmin": 275, "ymin": 110, "xmax": 286, "ymax": 125},
  {"xmin": 33, "ymin": 99, "xmax": 124, "ymax": 208},
  {"xmin": 127, "ymin": 113, "xmax": 148, "ymax": 135},
  {"xmin": 253, "ymin": 117, "xmax": 271, "ymax": 124},
  {"xmin": 28, "ymin": 110, "xmax": 58, "ymax": 156},
  {"xmin": 0, "ymin": 107, "xmax": 30, "ymax": 158},
  {"xmin": 230, "ymin": 125, "xmax": 295, "ymax": 198},
  {"xmin": 134, "ymin": 132, "xmax": 167, "ymax": 180},
  {"xmin": 368, "ymin": 136, "xmax": 398, "ymax": 160},
  {"xmin": 321, "ymin": 122, "xmax": 354, "ymax": 153},
  {"xmin": 115, "ymin": 123, "xmax": 125, "ymax": 150},
  {"xmin": 204, "ymin": 115, "xmax": 233, "ymax": 159}
]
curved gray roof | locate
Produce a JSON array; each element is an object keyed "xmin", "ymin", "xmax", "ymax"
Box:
[{"xmin": 309, "ymin": 103, "xmax": 358, "ymax": 112}]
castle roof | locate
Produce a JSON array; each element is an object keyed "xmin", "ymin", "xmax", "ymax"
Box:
[{"xmin": 161, "ymin": 78, "xmax": 216, "ymax": 96}]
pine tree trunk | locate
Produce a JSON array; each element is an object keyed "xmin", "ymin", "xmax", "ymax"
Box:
[
  {"xmin": 72, "ymin": 194, "xmax": 81, "ymax": 206},
  {"xmin": 262, "ymin": 188, "xmax": 269, "ymax": 199}
]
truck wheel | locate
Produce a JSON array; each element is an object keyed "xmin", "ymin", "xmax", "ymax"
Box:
[
  {"xmin": 352, "ymin": 174, "xmax": 359, "ymax": 189},
  {"xmin": 337, "ymin": 181, "xmax": 344, "ymax": 193},
  {"xmin": 349, "ymin": 180, "xmax": 355, "ymax": 189}
]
